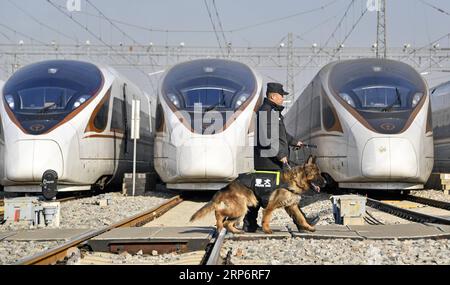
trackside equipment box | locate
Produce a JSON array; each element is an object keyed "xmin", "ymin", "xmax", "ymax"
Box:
[
  {"xmin": 122, "ymin": 172, "xmax": 157, "ymax": 196},
  {"xmin": 331, "ymin": 195, "xmax": 366, "ymax": 226}
]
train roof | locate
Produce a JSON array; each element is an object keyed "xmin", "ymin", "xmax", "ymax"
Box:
[
  {"xmin": 322, "ymin": 58, "xmax": 422, "ymax": 75},
  {"xmin": 163, "ymin": 58, "xmax": 259, "ymax": 79},
  {"xmin": 3, "ymin": 60, "xmax": 103, "ymax": 95},
  {"xmin": 325, "ymin": 58, "xmax": 427, "ymax": 91}
]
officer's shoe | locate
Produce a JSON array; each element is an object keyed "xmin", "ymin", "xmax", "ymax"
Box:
[
  {"xmin": 242, "ymin": 221, "xmax": 260, "ymax": 233},
  {"xmin": 243, "ymin": 223, "xmax": 260, "ymax": 233}
]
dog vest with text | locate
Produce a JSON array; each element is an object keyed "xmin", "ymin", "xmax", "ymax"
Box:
[{"xmin": 236, "ymin": 171, "xmax": 288, "ymax": 208}]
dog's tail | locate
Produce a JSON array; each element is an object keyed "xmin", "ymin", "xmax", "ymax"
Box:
[{"xmin": 190, "ymin": 202, "xmax": 215, "ymax": 222}]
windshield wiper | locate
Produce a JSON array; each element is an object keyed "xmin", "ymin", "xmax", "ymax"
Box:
[
  {"xmin": 382, "ymin": 88, "xmax": 402, "ymax": 112},
  {"xmin": 38, "ymin": 102, "xmax": 57, "ymax": 113},
  {"xmin": 205, "ymin": 88, "xmax": 225, "ymax": 112},
  {"xmin": 205, "ymin": 102, "xmax": 220, "ymax": 112}
]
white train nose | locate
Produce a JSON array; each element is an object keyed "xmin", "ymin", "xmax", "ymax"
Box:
[
  {"xmin": 362, "ymin": 138, "xmax": 418, "ymax": 179},
  {"xmin": 178, "ymin": 138, "xmax": 234, "ymax": 179},
  {"xmin": 6, "ymin": 140, "xmax": 64, "ymax": 182}
]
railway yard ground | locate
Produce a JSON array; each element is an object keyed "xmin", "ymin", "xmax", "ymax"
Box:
[{"xmin": 0, "ymin": 188, "xmax": 450, "ymax": 265}]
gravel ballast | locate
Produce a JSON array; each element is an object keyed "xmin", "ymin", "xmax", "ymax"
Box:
[
  {"xmin": 222, "ymin": 238, "xmax": 450, "ymax": 265},
  {"xmin": 0, "ymin": 190, "xmax": 175, "ymax": 264},
  {"xmin": 0, "ymin": 240, "xmax": 65, "ymax": 264},
  {"xmin": 411, "ymin": 190, "xmax": 450, "ymax": 202},
  {"xmin": 0, "ymin": 191, "xmax": 175, "ymax": 231}
]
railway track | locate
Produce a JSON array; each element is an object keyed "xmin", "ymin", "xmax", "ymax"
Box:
[
  {"xmin": 0, "ymin": 198, "xmax": 4, "ymax": 221},
  {"xmin": 203, "ymin": 228, "xmax": 227, "ymax": 265},
  {"xmin": 366, "ymin": 197, "xmax": 450, "ymax": 225},
  {"xmin": 15, "ymin": 195, "xmax": 184, "ymax": 265},
  {"xmin": 404, "ymin": 195, "xmax": 450, "ymax": 211}
]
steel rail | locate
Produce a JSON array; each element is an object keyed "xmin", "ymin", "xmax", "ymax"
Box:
[
  {"xmin": 404, "ymin": 195, "xmax": 450, "ymax": 211},
  {"xmin": 205, "ymin": 228, "xmax": 227, "ymax": 265},
  {"xmin": 16, "ymin": 195, "xmax": 183, "ymax": 265},
  {"xmin": 366, "ymin": 197, "xmax": 450, "ymax": 225}
]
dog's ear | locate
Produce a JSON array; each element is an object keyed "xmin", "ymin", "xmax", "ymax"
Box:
[{"xmin": 306, "ymin": 155, "xmax": 317, "ymax": 165}]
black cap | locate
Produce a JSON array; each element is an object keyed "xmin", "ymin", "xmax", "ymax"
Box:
[{"xmin": 267, "ymin": 82, "xmax": 289, "ymax": 96}]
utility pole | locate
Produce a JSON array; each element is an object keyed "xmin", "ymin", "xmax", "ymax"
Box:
[
  {"xmin": 376, "ymin": 0, "xmax": 387, "ymax": 59},
  {"xmin": 286, "ymin": 32, "xmax": 295, "ymax": 108}
]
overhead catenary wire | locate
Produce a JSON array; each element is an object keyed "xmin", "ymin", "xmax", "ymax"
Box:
[
  {"xmin": 404, "ymin": 0, "xmax": 450, "ymax": 57},
  {"xmin": 0, "ymin": 29, "xmax": 12, "ymax": 42},
  {"xmin": 85, "ymin": 0, "xmax": 158, "ymax": 68},
  {"xmin": 0, "ymin": 22, "xmax": 48, "ymax": 45},
  {"xmin": 331, "ymin": 6, "xmax": 368, "ymax": 57},
  {"xmin": 46, "ymin": 0, "xmax": 157, "ymax": 93},
  {"xmin": 228, "ymin": 0, "xmax": 339, "ymax": 32},
  {"xmin": 212, "ymin": 0, "xmax": 228, "ymax": 48},
  {"xmin": 85, "ymin": 0, "xmax": 140, "ymax": 46},
  {"xmin": 204, "ymin": 0, "xmax": 224, "ymax": 55},
  {"xmin": 45, "ymin": 0, "xmax": 338, "ymax": 35},
  {"xmin": 7, "ymin": 0, "xmax": 79, "ymax": 43},
  {"xmin": 293, "ymin": 0, "xmax": 357, "ymax": 84},
  {"xmin": 418, "ymin": 0, "xmax": 450, "ymax": 17}
]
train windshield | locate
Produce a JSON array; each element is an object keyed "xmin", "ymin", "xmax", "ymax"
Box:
[
  {"xmin": 3, "ymin": 60, "xmax": 103, "ymax": 134},
  {"xmin": 4, "ymin": 60, "xmax": 102, "ymax": 114},
  {"xmin": 162, "ymin": 59, "xmax": 257, "ymax": 111},
  {"xmin": 330, "ymin": 60, "xmax": 426, "ymax": 112}
]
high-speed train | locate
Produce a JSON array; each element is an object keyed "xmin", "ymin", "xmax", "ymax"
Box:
[
  {"xmin": 285, "ymin": 58, "xmax": 433, "ymax": 190},
  {"xmin": 154, "ymin": 59, "xmax": 263, "ymax": 190},
  {"xmin": 0, "ymin": 60, "xmax": 155, "ymax": 199},
  {"xmin": 0, "ymin": 79, "xmax": 4, "ymax": 190},
  {"xmin": 430, "ymin": 81, "xmax": 450, "ymax": 173}
]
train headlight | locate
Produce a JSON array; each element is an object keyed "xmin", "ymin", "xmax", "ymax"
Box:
[
  {"xmin": 339, "ymin": 93, "xmax": 355, "ymax": 108},
  {"xmin": 412, "ymin": 93, "xmax": 423, "ymax": 107},
  {"xmin": 5, "ymin": 95, "xmax": 14, "ymax": 109},
  {"xmin": 168, "ymin": 94, "xmax": 180, "ymax": 108},
  {"xmin": 72, "ymin": 95, "xmax": 91, "ymax": 109},
  {"xmin": 235, "ymin": 93, "xmax": 250, "ymax": 109}
]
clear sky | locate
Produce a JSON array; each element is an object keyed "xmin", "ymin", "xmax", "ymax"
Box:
[
  {"xmin": 1, "ymin": 0, "xmax": 450, "ymax": 48},
  {"xmin": 1, "ymin": 0, "xmax": 450, "ymax": 93}
]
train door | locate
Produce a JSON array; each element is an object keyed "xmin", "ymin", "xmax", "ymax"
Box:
[
  {"xmin": 111, "ymin": 82, "xmax": 129, "ymax": 161},
  {"xmin": 0, "ymin": 114, "xmax": 4, "ymax": 182}
]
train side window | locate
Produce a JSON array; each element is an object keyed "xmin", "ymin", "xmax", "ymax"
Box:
[
  {"xmin": 93, "ymin": 99, "xmax": 110, "ymax": 131},
  {"xmin": 0, "ymin": 115, "xmax": 3, "ymax": 140},
  {"xmin": 140, "ymin": 111, "xmax": 151, "ymax": 137},
  {"xmin": 86, "ymin": 87, "xmax": 111, "ymax": 133},
  {"xmin": 310, "ymin": 96, "xmax": 321, "ymax": 131},
  {"xmin": 111, "ymin": 97, "xmax": 125, "ymax": 131},
  {"xmin": 155, "ymin": 103, "xmax": 165, "ymax": 132},
  {"xmin": 322, "ymin": 90, "xmax": 343, "ymax": 133},
  {"xmin": 426, "ymin": 103, "xmax": 433, "ymax": 134}
]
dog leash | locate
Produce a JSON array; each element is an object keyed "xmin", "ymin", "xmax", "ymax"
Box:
[
  {"xmin": 293, "ymin": 144, "xmax": 318, "ymax": 150},
  {"xmin": 283, "ymin": 162, "xmax": 292, "ymax": 170}
]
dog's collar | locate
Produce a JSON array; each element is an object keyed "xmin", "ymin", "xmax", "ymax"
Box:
[{"xmin": 287, "ymin": 186, "xmax": 298, "ymax": 193}]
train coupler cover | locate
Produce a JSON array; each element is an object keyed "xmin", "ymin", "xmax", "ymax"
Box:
[{"xmin": 41, "ymin": 170, "xmax": 58, "ymax": 200}]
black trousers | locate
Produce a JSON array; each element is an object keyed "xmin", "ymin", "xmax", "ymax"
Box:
[{"xmin": 243, "ymin": 204, "xmax": 260, "ymax": 231}]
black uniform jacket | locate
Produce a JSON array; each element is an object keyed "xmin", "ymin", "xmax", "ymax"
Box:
[{"xmin": 254, "ymin": 98, "xmax": 297, "ymax": 170}]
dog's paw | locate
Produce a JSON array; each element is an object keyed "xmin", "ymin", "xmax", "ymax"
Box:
[
  {"xmin": 263, "ymin": 228, "xmax": 273, "ymax": 234},
  {"xmin": 307, "ymin": 226, "xmax": 316, "ymax": 232}
]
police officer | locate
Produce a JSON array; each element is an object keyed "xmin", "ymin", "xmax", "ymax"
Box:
[{"xmin": 243, "ymin": 82, "xmax": 319, "ymax": 232}]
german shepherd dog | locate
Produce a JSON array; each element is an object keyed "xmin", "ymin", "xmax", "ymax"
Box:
[{"xmin": 190, "ymin": 156, "xmax": 325, "ymax": 234}]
